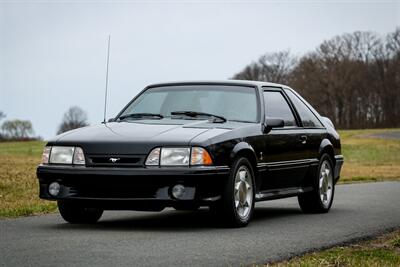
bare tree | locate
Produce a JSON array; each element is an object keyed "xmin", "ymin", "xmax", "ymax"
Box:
[
  {"xmin": 232, "ymin": 50, "xmax": 297, "ymax": 84},
  {"xmin": 57, "ymin": 106, "xmax": 89, "ymax": 134},
  {"xmin": 0, "ymin": 111, "xmax": 5, "ymax": 140},
  {"xmin": 233, "ymin": 29, "xmax": 400, "ymax": 129},
  {"xmin": 1, "ymin": 120, "xmax": 34, "ymax": 139}
]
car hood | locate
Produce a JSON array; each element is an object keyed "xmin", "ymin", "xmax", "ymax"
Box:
[{"xmin": 49, "ymin": 120, "xmax": 234, "ymax": 154}]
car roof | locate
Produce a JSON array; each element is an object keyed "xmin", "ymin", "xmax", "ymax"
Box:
[{"xmin": 146, "ymin": 80, "xmax": 288, "ymax": 89}]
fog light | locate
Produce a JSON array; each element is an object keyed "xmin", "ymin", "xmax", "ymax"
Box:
[
  {"xmin": 48, "ymin": 182, "xmax": 61, "ymax": 196},
  {"xmin": 171, "ymin": 184, "xmax": 186, "ymax": 199}
]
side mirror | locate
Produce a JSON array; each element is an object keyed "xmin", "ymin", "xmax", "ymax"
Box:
[
  {"xmin": 107, "ymin": 118, "xmax": 116, "ymax": 122},
  {"xmin": 263, "ymin": 117, "xmax": 284, "ymax": 133}
]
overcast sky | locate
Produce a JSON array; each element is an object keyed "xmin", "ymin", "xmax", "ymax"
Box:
[{"xmin": 0, "ymin": 1, "xmax": 399, "ymax": 139}]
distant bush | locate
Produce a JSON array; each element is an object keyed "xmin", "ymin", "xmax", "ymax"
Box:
[{"xmin": 1, "ymin": 120, "xmax": 35, "ymax": 140}]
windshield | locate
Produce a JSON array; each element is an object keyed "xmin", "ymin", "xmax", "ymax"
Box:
[{"xmin": 120, "ymin": 85, "xmax": 259, "ymax": 122}]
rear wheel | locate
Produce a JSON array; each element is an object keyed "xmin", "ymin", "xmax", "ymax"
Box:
[
  {"xmin": 212, "ymin": 157, "xmax": 255, "ymax": 227},
  {"xmin": 298, "ymin": 154, "xmax": 335, "ymax": 213},
  {"xmin": 57, "ymin": 201, "xmax": 103, "ymax": 224}
]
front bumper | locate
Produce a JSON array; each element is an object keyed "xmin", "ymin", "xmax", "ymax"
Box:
[
  {"xmin": 334, "ymin": 155, "xmax": 344, "ymax": 183},
  {"xmin": 37, "ymin": 165, "xmax": 230, "ymax": 209}
]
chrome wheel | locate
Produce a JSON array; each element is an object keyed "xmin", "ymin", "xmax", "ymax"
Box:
[
  {"xmin": 234, "ymin": 165, "xmax": 253, "ymax": 219},
  {"xmin": 319, "ymin": 160, "xmax": 333, "ymax": 208}
]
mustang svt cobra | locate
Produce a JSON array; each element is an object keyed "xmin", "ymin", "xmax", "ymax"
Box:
[{"xmin": 37, "ymin": 81, "xmax": 344, "ymax": 227}]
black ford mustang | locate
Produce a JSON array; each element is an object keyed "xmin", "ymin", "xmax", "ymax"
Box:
[{"xmin": 37, "ymin": 80, "xmax": 343, "ymax": 227}]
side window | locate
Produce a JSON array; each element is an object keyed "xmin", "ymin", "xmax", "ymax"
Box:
[
  {"xmin": 285, "ymin": 89, "xmax": 323, "ymax": 128},
  {"xmin": 263, "ymin": 91, "xmax": 297, "ymax": 127}
]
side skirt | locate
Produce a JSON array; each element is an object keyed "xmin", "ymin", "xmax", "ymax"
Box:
[{"xmin": 255, "ymin": 186, "xmax": 313, "ymax": 202}]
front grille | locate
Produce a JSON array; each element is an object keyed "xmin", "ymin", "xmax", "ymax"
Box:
[{"xmin": 87, "ymin": 154, "xmax": 145, "ymax": 167}]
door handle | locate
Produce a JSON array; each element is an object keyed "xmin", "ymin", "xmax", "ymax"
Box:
[{"xmin": 300, "ymin": 135, "xmax": 307, "ymax": 144}]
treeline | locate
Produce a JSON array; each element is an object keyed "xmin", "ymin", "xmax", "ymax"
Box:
[
  {"xmin": 233, "ymin": 29, "xmax": 400, "ymax": 129},
  {"xmin": 0, "ymin": 111, "xmax": 37, "ymax": 141},
  {"xmin": 0, "ymin": 106, "xmax": 89, "ymax": 141}
]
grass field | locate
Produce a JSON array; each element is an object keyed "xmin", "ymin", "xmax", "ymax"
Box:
[
  {"xmin": 0, "ymin": 141, "xmax": 56, "ymax": 217},
  {"xmin": 339, "ymin": 129, "xmax": 400, "ymax": 183},
  {"xmin": 267, "ymin": 229, "xmax": 400, "ymax": 267},
  {"xmin": 0, "ymin": 128, "xmax": 399, "ymax": 218}
]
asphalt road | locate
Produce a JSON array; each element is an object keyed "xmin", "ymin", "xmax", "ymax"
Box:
[
  {"xmin": 370, "ymin": 130, "xmax": 400, "ymax": 140},
  {"xmin": 1, "ymin": 182, "xmax": 399, "ymax": 267}
]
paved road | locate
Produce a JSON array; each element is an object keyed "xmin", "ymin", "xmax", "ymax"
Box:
[
  {"xmin": 1, "ymin": 182, "xmax": 399, "ymax": 267},
  {"xmin": 370, "ymin": 130, "xmax": 400, "ymax": 140}
]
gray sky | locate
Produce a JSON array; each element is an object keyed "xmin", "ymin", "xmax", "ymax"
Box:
[{"xmin": 1, "ymin": 1, "xmax": 399, "ymax": 139}]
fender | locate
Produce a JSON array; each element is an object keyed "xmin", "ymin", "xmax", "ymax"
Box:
[
  {"xmin": 230, "ymin": 141, "xmax": 260, "ymax": 190},
  {"xmin": 230, "ymin": 142, "xmax": 257, "ymax": 161},
  {"xmin": 319, "ymin": 138, "xmax": 334, "ymax": 159}
]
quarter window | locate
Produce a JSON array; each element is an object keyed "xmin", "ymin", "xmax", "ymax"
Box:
[
  {"xmin": 263, "ymin": 91, "xmax": 297, "ymax": 127},
  {"xmin": 285, "ymin": 89, "xmax": 323, "ymax": 128}
]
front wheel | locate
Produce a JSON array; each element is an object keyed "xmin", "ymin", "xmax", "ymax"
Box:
[
  {"xmin": 298, "ymin": 154, "xmax": 335, "ymax": 213},
  {"xmin": 212, "ymin": 157, "xmax": 255, "ymax": 227},
  {"xmin": 57, "ymin": 201, "xmax": 103, "ymax": 224}
]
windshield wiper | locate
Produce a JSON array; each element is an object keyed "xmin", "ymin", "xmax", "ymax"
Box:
[
  {"xmin": 171, "ymin": 111, "xmax": 227, "ymax": 123},
  {"xmin": 118, "ymin": 113, "xmax": 164, "ymax": 121}
]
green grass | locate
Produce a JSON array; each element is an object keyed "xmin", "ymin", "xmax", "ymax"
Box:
[
  {"xmin": 267, "ymin": 230, "xmax": 400, "ymax": 267},
  {"xmin": 339, "ymin": 129, "xmax": 400, "ymax": 164},
  {"xmin": 0, "ymin": 129, "xmax": 399, "ymax": 218},
  {"xmin": 338, "ymin": 129, "xmax": 400, "ymax": 182},
  {"xmin": 0, "ymin": 141, "xmax": 56, "ymax": 218},
  {"xmin": 0, "ymin": 140, "xmax": 45, "ymax": 156}
]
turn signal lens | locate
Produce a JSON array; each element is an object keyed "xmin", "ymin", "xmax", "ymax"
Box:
[
  {"xmin": 42, "ymin": 146, "xmax": 51, "ymax": 164},
  {"xmin": 145, "ymin": 147, "xmax": 161, "ymax": 166},
  {"xmin": 190, "ymin": 147, "xmax": 213, "ymax": 165},
  {"xmin": 73, "ymin": 147, "xmax": 85, "ymax": 165}
]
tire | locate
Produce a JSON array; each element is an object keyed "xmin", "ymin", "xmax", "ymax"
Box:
[
  {"xmin": 298, "ymin": 154, "xmax": 335, "ymax": 213},
  {"xmin": 212, "ymin": 157, "xmax": 255, "ymax": 227},
  {"xmin": 57, "ymin": 201, "xmax": 103, "ymax": 224}
]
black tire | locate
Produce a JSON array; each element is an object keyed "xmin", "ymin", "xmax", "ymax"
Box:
[
  {"xmin": 57, "ymin": 201, "xmax": 103, "ymax": 224},
  {"xmin": 298, "ymin": 154, "xmax": 335, "ymax": 213},
  {"xmin": 212, "ymin": 157, "xmax": 255, "ymax": 227}
]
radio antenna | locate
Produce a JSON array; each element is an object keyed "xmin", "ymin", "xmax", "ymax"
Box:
[{"xmin": 103, "ymin": 35, "xmax": 111, "ymax": 123}]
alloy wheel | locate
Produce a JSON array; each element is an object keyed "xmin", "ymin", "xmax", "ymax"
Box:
[
  {"xmin": 319, "ymin": 160, "xmax": 333, "ymax": 208},
  {"xmin": 234, "ymin": 165, "xmax": 253, "ymax": 219}
]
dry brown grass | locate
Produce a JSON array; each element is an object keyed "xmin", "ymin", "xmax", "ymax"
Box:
[
  {"xmin": 341, "ymin": 163, "xmax": 400, "ymax": 183},
  {"xmin": 0, "ymin": 142, "xmax": 56, "ymax": 217}
]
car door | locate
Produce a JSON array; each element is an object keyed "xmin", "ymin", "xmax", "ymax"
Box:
[
  {"xmin": 284, "ymin": 88, "xmax": 326, "ymax": 175},
  {"xmin": 259, "ymin": 88, "xmax": 310, "ymax": 191}
]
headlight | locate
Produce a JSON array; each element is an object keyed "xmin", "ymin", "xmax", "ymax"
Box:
[
  {"xmin": 42, "ymin": 146, "xmax": 86, "ymax": 165},
  {"xmin": 161, "ymin": 148, "xmax": 190, "ymax": 166},
  {"xmin": 145, "ymin": 147, "xmax": 213, "ymax": 166},
  {"xmin": 50, "ymin": 146, "xmax": 75, "ymax": 164}
]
